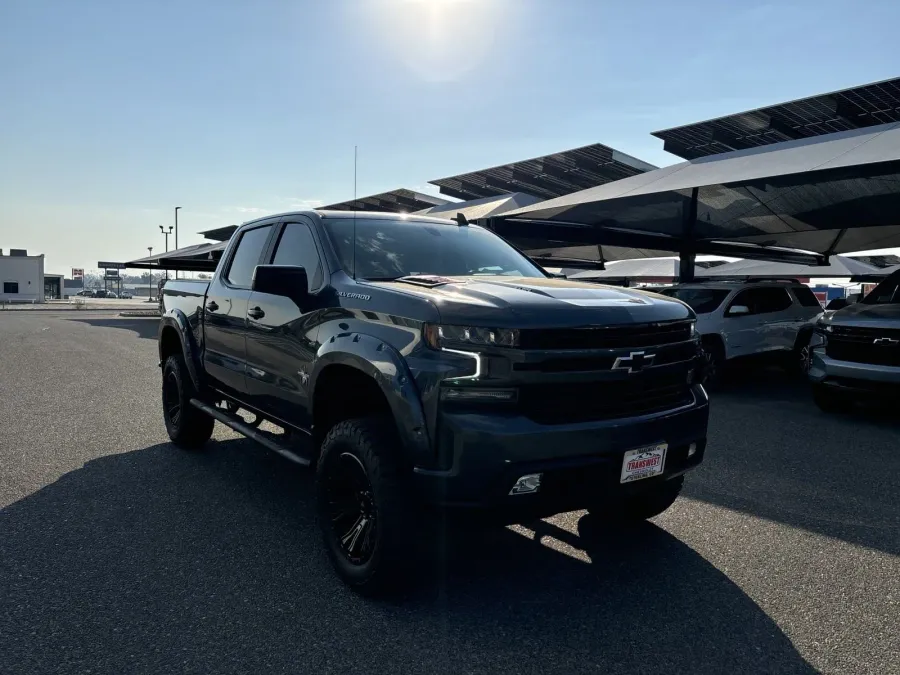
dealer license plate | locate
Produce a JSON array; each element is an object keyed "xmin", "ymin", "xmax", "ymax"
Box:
[{"xmin": 620, "ymin": 443, "xmax": 668, "ymax": 483}]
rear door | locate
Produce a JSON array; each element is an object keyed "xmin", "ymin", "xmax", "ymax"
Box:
[
  {"xmin": 244, "ymin": 218, "xmax": 327, "ymax": 428},
  {"xmin": 203, "ymin": 222, "xmax": 277, "ymax": 396}
]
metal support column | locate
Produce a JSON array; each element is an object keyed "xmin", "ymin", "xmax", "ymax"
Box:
[{"xmin": 679, "ymin": 188, "xmax": 699, "ymax": 283}]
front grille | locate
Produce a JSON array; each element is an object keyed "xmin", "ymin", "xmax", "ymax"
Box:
[
  {"xmin": 827, "ymin": 340, "xmax": 900, "ymax": 367},
  {"xmin": 826, "ymin": 325, "xmax": 900, "ymax": 366},
  {"xmin": 519, "ymin": 320, "xmax": 693, "ymax": 350},
  {"xmin": 518, "ymin": 372, "xmax": 694, "ymax": 425},
  {"xmin": 829, "ymin": 325, "xmax": 900, "ymax": 342},
  {"xmin": 514, "ymin": 342, "xmax": 698, "ymax": 373}
]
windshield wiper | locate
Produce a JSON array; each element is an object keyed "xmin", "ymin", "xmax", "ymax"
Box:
[{"xmin": 360, "ymin": 275, "xmax": 404, "ymax": 281}]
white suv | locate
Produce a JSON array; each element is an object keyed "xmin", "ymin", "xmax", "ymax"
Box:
[{"xmin": 656, "ymin": 280, "xmax": 823, "ymax": 385}]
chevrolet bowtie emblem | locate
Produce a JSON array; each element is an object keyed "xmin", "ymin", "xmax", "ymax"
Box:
[
  {"xmin": 873, "ymin": 337, "xmax": 899, "ymax": 345},
  {"xmin": 612, "ymin": 351, "xmax": 655, "ymax": 374}
]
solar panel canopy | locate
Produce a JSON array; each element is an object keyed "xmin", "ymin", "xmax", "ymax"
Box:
[
  {"xmin": 500, "ymin": 122, "xmax": 900, "ymax": 264},
  {"xmin": 414, "ymin": 192, "xmax": 543, "ymax": 221},
  {"xmin": 126, "ymin": 241, "xmax": 227, "ymax": 271},
  {"xmin": 653, "ymin": 77, "xmax": 900, "ymax": 160},
  {"xmin": 321, "ymin": 189, "xmax": 448, "ymax": 213},
  {"xmin": 429, "ymin": 143, "xmax": 657, "ymax": 201}
]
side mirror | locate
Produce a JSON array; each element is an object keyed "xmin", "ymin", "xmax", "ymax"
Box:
[
  {"xmin": 727, "ymin": 304, "xmax": 750, "ymax": 316},
  {"xmin": 826, "ymin": 298, "xmax": 848, "ymax": 311},
  {"xmin": 252, "ymin": 265, "xmax": 309, "ymax": 307}
]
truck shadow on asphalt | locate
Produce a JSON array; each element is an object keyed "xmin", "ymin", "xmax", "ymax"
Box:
[
  {"xmin": 1, "ymin": 440, "xmax": 816, "ymax": 675},
  {"xmin": 66, "ymin": 317, "xmax": 160, "ymax": 341}
]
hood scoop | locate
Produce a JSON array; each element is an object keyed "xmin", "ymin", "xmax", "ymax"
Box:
[{"xmin": 396, "ymin": 275, "xmax": 458, "ymax": 288}]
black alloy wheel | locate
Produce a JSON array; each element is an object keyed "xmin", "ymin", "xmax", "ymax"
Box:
[
  {"xmin": 798, "ymin": 343, "xmax": 812, "ymax": 375},
  {"xmin": 163, "ymin": 370, "xmax": 182, "ymax": 427},
  {"xmin": 325, "ymin": 452, "xmax": 378, "ymax": 566}
]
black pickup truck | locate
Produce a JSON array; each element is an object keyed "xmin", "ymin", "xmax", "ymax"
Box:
[{"xmin": 158, "ymin": 210, "xmax": 709, "ymax": 594}]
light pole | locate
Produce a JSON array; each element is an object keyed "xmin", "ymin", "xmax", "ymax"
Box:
[
  {"xmin": 174, "ymin": 207, "xmax": 181, "ymax": 279},
  {"xmin": 159, "ymin": 225, "xmax": 173, "ymax": 279},
  {"xmin": 147, "ymin": 247, "xmax": 153, "ymax": 300}
]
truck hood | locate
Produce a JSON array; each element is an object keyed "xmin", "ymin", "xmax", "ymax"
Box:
[
  {"xmin": 825, "ymin": 301, "xmax": 900, "ymax": 327},
  {"xmin": 365, "ymin": 276, "xmax": 692, "ymax": 327}
]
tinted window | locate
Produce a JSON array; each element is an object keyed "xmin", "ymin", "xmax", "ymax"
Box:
[
  {"xmin": 792, "ymin": 285, "xmax": 823, "ymax": 308},
  {"xmin": 729, "ymin": 287, "xmax": 792, "ymax": 315},
  {"xmin": 862, "ymin": 273, "xmax": 900, "ymax": 304},
  {"xmin": 272, "ymin": 223, "xmax": 324, "ymax": 289},
  {"xmin": 658, "ymin": 288, "xmax": 730, "ymax": 314},
  {"xmin": 3, "ymin": 282, "xmax": 19, "ymax": 294},
  {"xmin": 226, "ymin": 225, "xmax": 273, "ymax": 287},
  {"xmin": 323, "ymin": 218, "xmax": 545, "ymax": 280}
]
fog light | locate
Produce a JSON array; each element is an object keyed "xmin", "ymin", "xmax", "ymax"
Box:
[
  {"xmin": 687, "ymin": 442, "xmax": 698, "ymax": 457},
  {"xmin": 509, "ymin": 473, "xmax": 542, "ymax": 495}
]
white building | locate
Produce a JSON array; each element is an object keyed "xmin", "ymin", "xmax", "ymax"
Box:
[{"xmin": 0, "ymin": 249, "xmax": 45, "ymax": 303}]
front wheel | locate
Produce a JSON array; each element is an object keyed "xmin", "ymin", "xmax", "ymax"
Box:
[
  {"xmin": 315, "ymin": 417, "xmax": 421, "ymax": 596},
  {"xmin": 588, "ymin": 476, "xmax": 684, "ymax": 523},
  {"xmin": 162, "ymin": 354, "xmax": 214, "ymax": 449}
]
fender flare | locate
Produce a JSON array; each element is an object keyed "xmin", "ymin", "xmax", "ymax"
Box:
[
  {"xmin": 158, "ymin": 309, "xmax": 203, "ymax": 392},
  {"xmin": 309, "ymin": 332, "xmax": 430, "ymax": 461}
]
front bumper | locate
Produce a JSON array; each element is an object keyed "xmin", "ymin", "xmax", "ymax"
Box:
[
  {"xmin": 809, "ymin": 346, "xmax": 900, "ymax": 393},
  {"xmin": 412, "ymin": 385, "xmax": 709, "ymax": 512}
]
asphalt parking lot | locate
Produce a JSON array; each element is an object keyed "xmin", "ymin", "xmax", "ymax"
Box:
[{"xmin": 1, "ymin": 313, "xmax": 897, "ymax": 675}]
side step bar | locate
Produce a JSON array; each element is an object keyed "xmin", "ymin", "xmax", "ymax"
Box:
[{"xmin": 189, "ymin": 398, "xmax": 311, "ymax": 467}]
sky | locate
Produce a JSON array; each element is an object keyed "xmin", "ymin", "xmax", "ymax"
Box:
[{"xmin": 1, "ymin": 0, "xmax": 899, "ymax": 276}]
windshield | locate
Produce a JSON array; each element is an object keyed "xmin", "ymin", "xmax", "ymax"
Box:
[
  {"xmin": 322, "ymin": 218, "xmax": 545, "ymax": 280},
  {"xmin": 862, "ymin": 273, "xmax": 900, "ymax": 304},
  {"xmin": 657, "ymin": 287, "xmax": 731, "ymax": 314}
]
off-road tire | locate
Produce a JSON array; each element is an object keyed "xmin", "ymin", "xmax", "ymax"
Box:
[
  {"xmin": 589, "ymin": 476, "xmax": 684, "ymax": 523},
  {"xmin": 162, "ymin": 354, "xmax": 215, "ymax": 449},
  {"xmin": 316, "ymin": 417, "xmax": 421, "ymax": 596},
  {"xmin": 812, "ymin": 384, "xmax": 845, "ymax": 414}
]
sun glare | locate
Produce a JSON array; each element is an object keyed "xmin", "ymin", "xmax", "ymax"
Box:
[{"xmin": 366, "ymin": 0, "xmax": 512, "ymax": 83}]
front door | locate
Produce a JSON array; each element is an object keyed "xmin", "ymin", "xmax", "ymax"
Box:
[
  {"xmin": 244, "ymin": 219, "xmax": 326, "ymax": 430},
  {"xmin": 203, "ymin": 223, "xmax": 275, "ymax": 396}
]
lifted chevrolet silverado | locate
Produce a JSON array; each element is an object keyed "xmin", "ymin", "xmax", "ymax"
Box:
[{"xmin": 158, "ymin": 211, "xmax": 709, "ymax": 594}]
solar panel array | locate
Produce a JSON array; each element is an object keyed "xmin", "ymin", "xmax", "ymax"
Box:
[
  {"xmin": 321, "ymin": 188, "xmax": 447, "ymax": 213},
  {"xmin": 653, "ymin": 77, "xmax": 900, "ymax": 160},
  {"xmin": 429, "ymin": 143, "xmax": 657, "ymax": 201}
]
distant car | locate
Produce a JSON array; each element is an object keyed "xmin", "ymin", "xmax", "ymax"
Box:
[
  {"xmin": 809, "ymin": 269, "xmax": 900, "ymax": 412},
  {"xmin": 656, "ymin": 279, "xmax": 823, "ymax": 385},
  {"xmin": 119, "ymin": 291, "xmax": 133, "ymax": 299},
  {"xmin": 74, "ymin": 290, "xmax": 91, "ymax": 296}
]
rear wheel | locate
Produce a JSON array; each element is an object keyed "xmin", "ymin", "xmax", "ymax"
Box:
[
  {"xmin": 162, "ymin": 354, "xmax": 214, "ymax": 449},
  {"xmin": 588, "ymin": 476, "xmax": 684, "ymax": 523},
  {"xmin": 700, "ymin": 338, "xmax": 726, "ymax": 389},
  {"xmin": 315, "ymin": 417, "xmax": 422, "ymax": 596},
  {"xmin": 812, "ymin": 384, "xmax": 845, "ymax": 414},
  {"xmin": 790, "ymin": 330, "xmax": 813, "ymax": 377}
]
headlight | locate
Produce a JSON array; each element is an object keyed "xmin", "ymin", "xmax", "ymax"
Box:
[
  {"xmin": 424, "ymin": 324, "xmax": 520, "ymax": 349},
  {"xmin": 814, "ymin": 320, "xmax": 833, "ymax": 335}
]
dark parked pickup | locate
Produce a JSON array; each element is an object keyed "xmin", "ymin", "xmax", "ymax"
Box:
[{"xmin": 158, "ymin": 211, "xmax": 709, "ymax": 594}]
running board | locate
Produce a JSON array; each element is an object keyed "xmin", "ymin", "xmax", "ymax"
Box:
[{"xmin": 189, "ymin": 398, "xmax": 311, "ymax": 467}]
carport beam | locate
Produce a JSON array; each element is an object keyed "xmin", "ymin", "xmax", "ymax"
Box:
[{"xmin": 678, "ymin": 188, "xmax": 700, "ymax": 282}]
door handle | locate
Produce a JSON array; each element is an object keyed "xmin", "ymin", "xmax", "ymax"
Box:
[
  {"xmin": 247, "ymin": 306, "xmax": 265, "ymax": 320},
  {"xmin": 206, "ymin": 301, "xmax": 219, "ymax": 312}
]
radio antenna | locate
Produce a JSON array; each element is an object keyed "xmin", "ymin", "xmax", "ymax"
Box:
[{"xmin": 352, "ymin": 145, "xmax": 358, "ymax": 280}]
